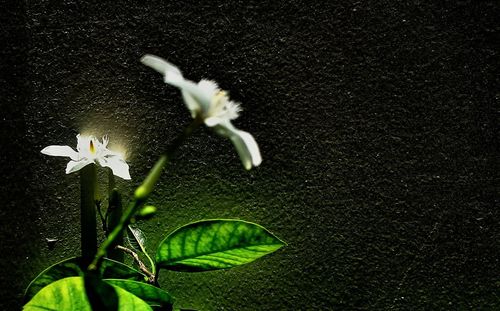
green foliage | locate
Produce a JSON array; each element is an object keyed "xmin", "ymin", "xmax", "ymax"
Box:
[
  {"xmin": 34, "ymin": 118, "xmax": 286, "ymax": 309},
  {"xmin": 24, "ymin": 257, "xmax": 146, "ymax": 301},
  {"xmin": 84, "ymin": 273, "xmax": 119, "ymax": 310},
  {"xmin": 23, "ymin": 276, "xmax": 152, "ymax": 311},
  {"xmin": 156, "ymin": 219, "xmax": 285, "ymax": 272},
  {"xmin": 127, "ymin": 225, "xmax": 148, "ymax": 254},
  {"xmin": 126, "ymin": 224, "xmax": 157, "ymax": 276},
  {"xmin": 105, "ymin": 279, "xmax": 174, "ymax": 308}
]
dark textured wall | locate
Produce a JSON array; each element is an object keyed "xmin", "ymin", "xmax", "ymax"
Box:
[{"xmin": 1, "ymin": 1, "xmax": 499, "ymax": 310}]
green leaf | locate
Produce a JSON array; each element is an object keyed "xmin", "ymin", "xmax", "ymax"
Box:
[
  {"xmin": 155, "ymin": 219, "xmax": 285, "ymax": 272},
  {"xmin": 101, "ymin": 257, "xmax": 146, "ymax": 281},
  {"xmin": 127, "ymin": 225, "xmax": 148, "ymax": 254},
  {"xmin": 105, "ymin": 279, "xmax": 174, "ymax": 308},
  {"xmin": 84, "ymin": 272, "xmax": 119, "ymax": 310},
  {"xmin": 24, "ymin": 257, "xmax": 146, "ymax": 301},
  {"xmin": 23, "ymin": 276, "xmax": 152, "ymax": 311}
]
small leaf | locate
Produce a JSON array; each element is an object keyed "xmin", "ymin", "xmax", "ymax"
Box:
[
  {"xmin": 101, "ymin": 257, "xmax": 146, "ymax": 281},
  {"xmin": 24, "ymin": 257, "xmax": 146, "ymax": 301},
  {"xmin": 127, "ymin": 225, "xmax": 148, "ymax": 254},
  {"xmin": 155, "ymin": 219, "xmax": 285, "ymax": 272},
  {"xmin": 105, "ymin": 279, "xmax": 174, "ymax": 308},
  {"xmin": 23, "ymin": 276, "xmax": 152, "ymax": 311}
]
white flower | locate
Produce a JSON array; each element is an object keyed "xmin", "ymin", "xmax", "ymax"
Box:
[
  {"xmin": 140, "ymin": 54, "xmax": 262, "ymax": 170},
  {"xmin": 41, "ymin": 134, "xmax": 131, "ymax": 180}
]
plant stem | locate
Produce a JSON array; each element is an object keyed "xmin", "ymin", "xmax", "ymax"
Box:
[
  {"xmin": 107, "ymin": 199, "xmax": 124, "ymax": 261},
  {"xmin": 116, "ymin": 245, "xmax": 155, "ymax": 283},
  {"xmin": 80, "ymin": 164, "xmax": 97, "ymax": 265},
  {"xmin": 106, "ymin": 169, "xmax": 124, "ymax": 261},
  {"xmin": 88, "ymin": 199, "xmax": 141, "ymax": 271},
  {"xmin": 144, "ymin": 248, "xmax": 156, "ymax": 276},
  {"xmin": 88, "ymin": 118, "xmax": 202, "ymax": 271},
  {"xmin": 165, "ymin": 116, "xmax": 203, "ymax": 158},
  {"xmin": 108, "ymin": 168, "xmax": 116, "ymax": 193}
]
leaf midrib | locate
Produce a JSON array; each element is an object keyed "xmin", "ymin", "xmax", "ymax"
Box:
[{"xmin": 160, "ymin": 242, "xmax": 283, "ymax": 266}]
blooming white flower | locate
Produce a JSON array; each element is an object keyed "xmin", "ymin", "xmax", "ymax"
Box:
[
  {"xmin": 41, "ymin": 134, "xmax": 131, "ymax": 180},
  {"xmin": 140, "ymin": 54, "xmax": 262, "ymax": 170}
]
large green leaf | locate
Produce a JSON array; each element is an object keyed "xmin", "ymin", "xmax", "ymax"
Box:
[
  {"xmin": 24, "ymin": 257, "xmax": 146, "ymax": 301},
  {"xmin": 156, "ymin": 219, "xmax": 285, "ymax": 272},
  {"xmin": 105, "ymin": 279, "xmax": 174, "ymax": 309},
  {"xmin": 23, "ymin": 276, "xmax": 152, "ymax": 311}
]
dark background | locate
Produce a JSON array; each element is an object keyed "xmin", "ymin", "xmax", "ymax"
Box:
[{"xmin": 1, "ymin": 0, "xmax": 499, "ymax": 310}]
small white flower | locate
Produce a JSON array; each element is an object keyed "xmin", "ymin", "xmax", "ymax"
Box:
[
  {"xmin": 41, "ymin": 134, "xmax": 131, "ymax": 180},
  {"xmin": 141, "ymin": 54, "xmax": 262, "ymax": 170}
]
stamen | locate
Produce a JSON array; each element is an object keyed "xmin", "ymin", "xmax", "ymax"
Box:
[
  {"xmin": 90, "ymin": 140, "xmax": 95, "ymax": 154},
  {"xmin": 214, "ymin": 91, "xmax": 227, "ymax": 103}
]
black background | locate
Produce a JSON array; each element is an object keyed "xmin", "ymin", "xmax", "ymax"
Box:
[{"xmin": 1, "ymin": 0, "xmax": 499, "ymax": 310}]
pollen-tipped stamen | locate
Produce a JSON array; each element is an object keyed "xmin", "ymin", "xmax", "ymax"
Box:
[{"xmin": 89, "ymin": 140, "xmax": 95, "ymax": 154}]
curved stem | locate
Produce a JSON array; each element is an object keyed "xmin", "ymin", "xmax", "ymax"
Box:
[
  {"xmin": 143, "ymin": 249, "xmax": 156, "ymax": 276},
  {"xmin": 116, "ymin": 245, "xmax": 155, "ymax": 283}
]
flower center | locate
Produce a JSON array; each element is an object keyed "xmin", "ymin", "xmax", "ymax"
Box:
[{"xmin": 209, "ymin": 91, "xmax": 228, "ymax": 114}]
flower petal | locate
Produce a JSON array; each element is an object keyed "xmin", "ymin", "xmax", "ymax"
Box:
[
  {"xmin": 197, "ymin": 80, "xmax": 220, "ymax": 98},
  {"xmin": 140, "ymin": 54, "xmax": 182, "ymax": 77},
  {"xmin": 205, "ymin": 116, "xmax": 224, "ymax": 127},
  {"xmin": 182, "ymin": 90, "xmax": 202, "ymax": 118},
  {"xmin": 41, "ymin": 145, "xmax": 79, "ymax": 161},
  {"xmin": 215, "ymin": 122, "xmax": 262, "ymax": 170},
  {"xmin": 167, "ymin": 77, "xmax": 213, "ymax": 111},
  {"xmin": 141, "ymin": 55, "xmax": 215, "ymax": 115},
  {"xmin": 66, "ymin": 159, "xmax": 92, "ymax": 174},
  {"xmin": 99, "ymin": 156, "xmax": 131, "ymax": 180},
  {"xmin": 76, "ymin": 134, "xmax": 86, "ymax": 152}
]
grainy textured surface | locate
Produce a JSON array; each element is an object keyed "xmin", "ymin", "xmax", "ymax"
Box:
[{"xmin": 1, "ymin": 0, "xmax": 499, "ymax": 310}]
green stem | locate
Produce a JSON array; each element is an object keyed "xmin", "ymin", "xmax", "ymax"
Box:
[
  {"xmin": 139, "ymin": 241, "xmax": 156, "ymax": 276},
  {"xmin": 106, "ymin": 170, "xmax": 123, "ymax": 256},
  {"xmin": 81, "ymin": 164, "xmax": 97, "ymax": 265},
  {"xmin": 166, "ymin": 115, "xmax": 203, "ymax": 158},
  {"xmin": 88, "ymin": 118, "xmax": 202, "ymax": 271},
  {"xmin": 89, "ymin": 199, "xmax": 141, "ymax": 271},
  {"xmin": 106, "ymin": 186, "xmax": 124, "ymax": 261},
  {"xmin": 108, "ymin": 168, "xmax": 116, "ymax": 193}
]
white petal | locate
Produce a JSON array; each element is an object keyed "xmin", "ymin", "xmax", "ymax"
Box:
[
  {"xmin": 76, "ymin": 134, "xmax": 94, "ymax": 155},
  {"xmin": 205, "ymin": 116, "xmax": 224, "ymax": 127},
  {"xmin": 76, "ymin": 134, "xmax": 84, "ymax": 152},
  {"xmin": 230, "ymin": 130, "xmax": 262, "ymax": 169},
  {"xmin": 102, "ymin": 135, "xmax": 109, "ymax": 148},
  {"xmin": 41, "ymin": 145, "xmax": 79, "ymax": 161},
  {"xmin": 182, "ymin": 90, "xmax": 202, "ymax": 118},
  {"xmin": 140, "ymin": 54, "xmax": 182, "ymax": 77},
  {"xmin": 141, "ymin": 55, "xmax": 215, "ymax": 114},
  {"xmin": 197, "ymin": 80, "xmax": 219, "ymax": 98},
  {"xmin": 66, "ymin": 159, "xmax": 92, "ymax": 174},
  {"xmin": 168, "ymin": 77, "xmax": 213, "ymax": 111},
  {"xmin": 99, "ymin": 156, "xmax": 131, "ymax": 180},
  {"xmin": 215, "ymin": 122, "xmax": 262, "ymax": 170}
]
